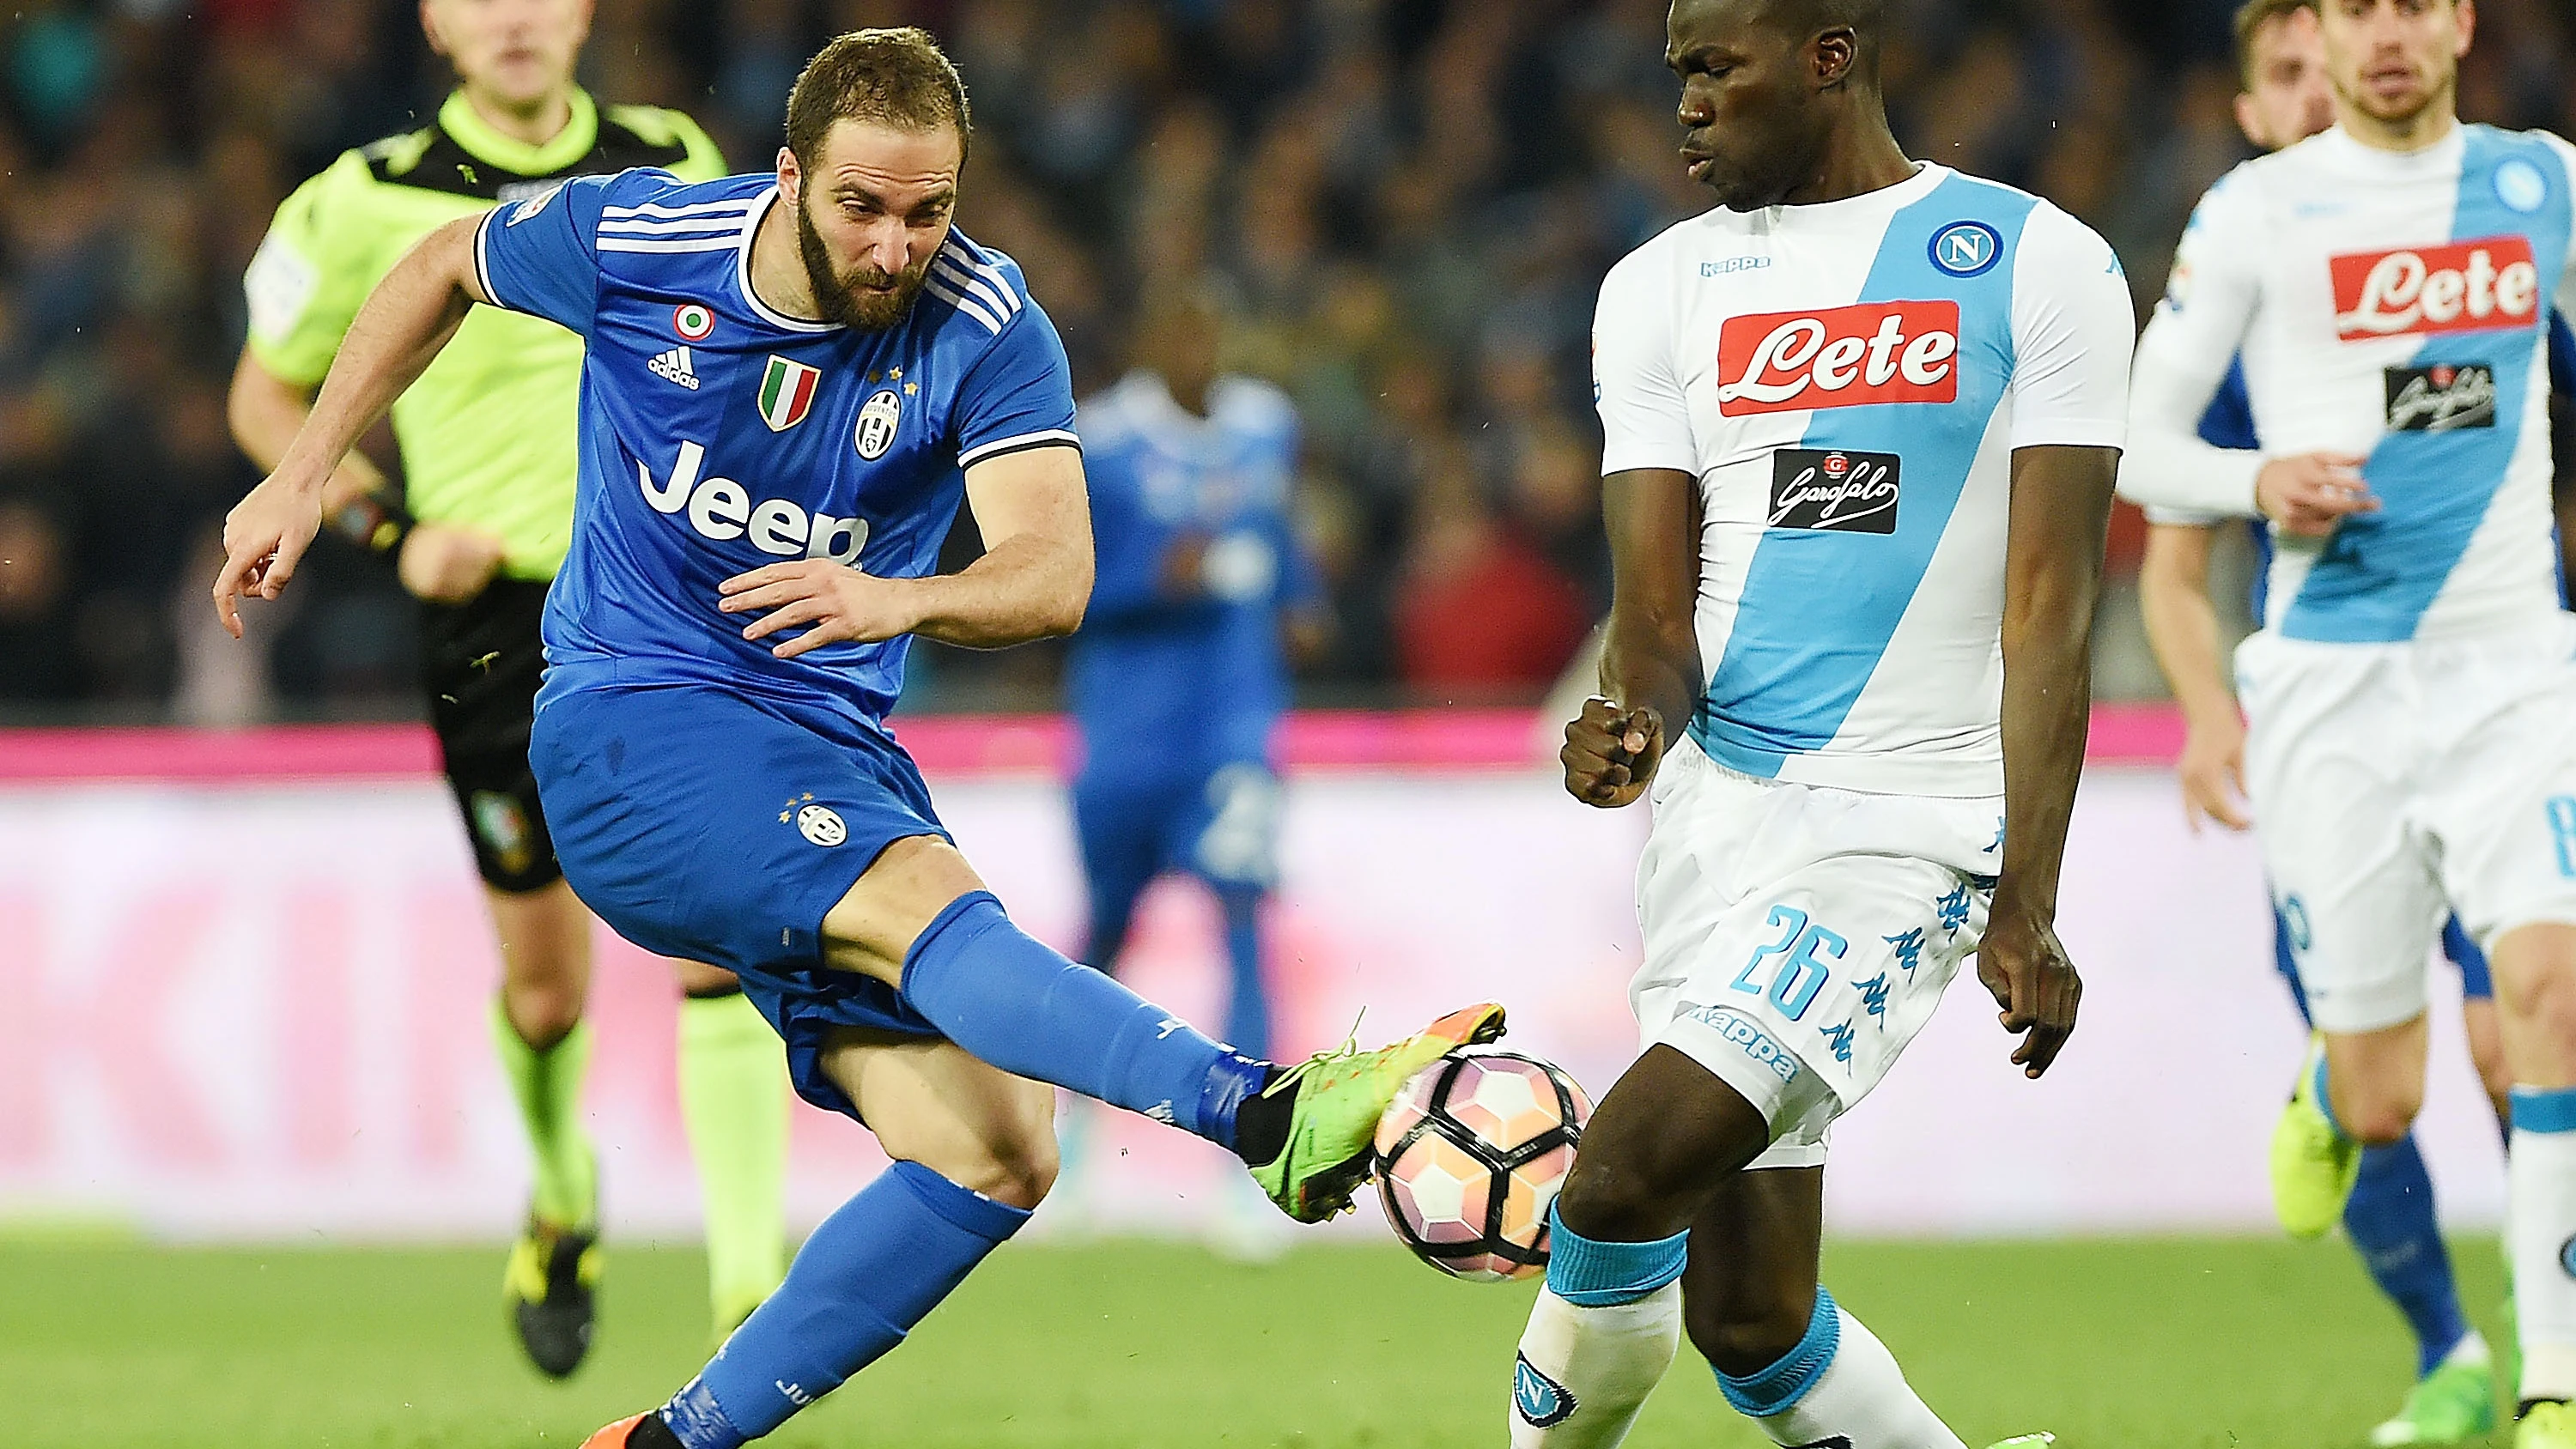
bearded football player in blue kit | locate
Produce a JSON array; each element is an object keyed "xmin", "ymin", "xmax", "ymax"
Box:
[{"xmin": 211, "ymin": 29, "xmax": 1502, "ymax": 1449}]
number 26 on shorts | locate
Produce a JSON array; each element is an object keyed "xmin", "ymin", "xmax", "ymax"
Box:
[{"xmin": 1731, "ymin": 904, "xmax": 1849, "ymax": 1022}]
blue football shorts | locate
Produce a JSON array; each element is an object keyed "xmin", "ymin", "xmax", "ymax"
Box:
[{"xmin": 531, "ymin": 679, "xmax": 947, "ymax": 1120}]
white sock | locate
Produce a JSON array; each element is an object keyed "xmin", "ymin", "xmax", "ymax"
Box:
[
  {"xmin": 1721, "ymin": 1291, "xmax": 1965, "ymax": 1449},
  {"xmin": 1510, "ymin": 1284, "xmax": 1680, "ymax": 1447},
  {"xmin": 2509, "ymin": 1089, "xmax": 2576, "ymax": 1403}
]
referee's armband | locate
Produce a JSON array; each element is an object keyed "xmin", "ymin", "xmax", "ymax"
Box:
[{"xmin": 331, "ymin": 488, "xmax": 416, "ymax": 555}]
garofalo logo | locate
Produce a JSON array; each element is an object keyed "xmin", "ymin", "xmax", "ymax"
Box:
[
  {"xmin": 1768, "ymin": 448, "xmax": 1902, "ymax": 534},
  {"xmin": 2383, "ymin": 362, "xmax": 2497, "ymax": 432}
]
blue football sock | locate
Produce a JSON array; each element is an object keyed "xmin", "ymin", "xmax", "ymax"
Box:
[
  {"xmin": 658, "ymin": 1161, "xmax": 1030, "ymax": 1448},
  {"xmin": 900, "ymin": 892, "xmax": 1270, "ymax": 1149},
  {"xmin": 1218, "ymin": 887, "xmax": 1272, "ymax": 1060},
  {"xmin": 1542, "ymin": 1202, "xmax": 1692, "ymax": 1307},
  {"xmin": 2345, "ymin": 1133, "xmax": 2470, "ymax": 1378}
]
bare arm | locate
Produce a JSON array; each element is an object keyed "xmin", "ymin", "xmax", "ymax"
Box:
[
  {"xmin": 1562, "ymin": 467, "xmax": 1700, "ymax": 808},
  {"xmin": 226, "ymin": 352, "xmax": 390, "ymax": 514},
  {"xmin": 2136, "ymin": 519, "xmax": 2251, "ymax": 831},
  {"xmin": 720, "ymin": 443, "xmax": 1094, "ymax": 658},
  {"xmin": 212, "ymin": 214, "xmax": 489, "ymax": 634},
  {"xmin": 1977, "ymin": 442, "xmax": 2117, "ymax": 1080}
]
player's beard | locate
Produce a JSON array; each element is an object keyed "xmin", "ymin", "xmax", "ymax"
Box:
[{"xmin": 794, "ymin": 195, "xmax": 932, "ymax": 331}]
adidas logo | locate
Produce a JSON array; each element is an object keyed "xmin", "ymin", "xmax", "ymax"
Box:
[{"xmin": 648, "ymin": 345, "xmax": 700, "ymax": 390}]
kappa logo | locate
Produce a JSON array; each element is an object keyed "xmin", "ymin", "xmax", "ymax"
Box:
[
  {"xmin": 1679, "ymin": 1003, "xmax": 1803, "ymax": 1083},
  {"xmin": 855, "ymin": 388, "xmax": 902, "ymax": 459},
  {"xmin": 1928, "ymin": 220, "xmax": 2002, "ymax": 278},
  {"xmin": 1513, "ymin": 1355, "xmax": 1577, "ymax": 1428},
  {"xmin": 1715, "ymin": 301, "xmax": 1961, "ymax": 416},
  {"xmin": 648, "ymin": 345, "xmax": 701, "ymax": 390},
  {"xmin": 2330, "ymin": 236, "xmax": 2540, "ymax": 340}
]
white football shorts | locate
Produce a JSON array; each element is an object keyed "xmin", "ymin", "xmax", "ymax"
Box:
[
  {"xmin": 1632, "ymin": 735, "xmax": 2002, "ymax": 1170},
  {"xmin": 2237, "ymin": 615, "xmax": 2576, "ymax": 1034}
]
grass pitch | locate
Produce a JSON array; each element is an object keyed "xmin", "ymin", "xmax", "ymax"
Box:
[{"xmin": 0, "ymin": 1234, "xmax": 2510, "ymax": 1448}]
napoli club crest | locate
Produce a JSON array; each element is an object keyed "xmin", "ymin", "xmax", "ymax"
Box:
[{"xmin": 855, "ymin": 388, "xmax": 902, "ymax": 460}]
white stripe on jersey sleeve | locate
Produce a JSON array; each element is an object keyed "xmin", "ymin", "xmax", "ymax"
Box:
[
  {"xmin": 933, "ymin": 253, "xmax": 1017, "ymax": 321},
  {"xmin": 598, "ymin": 236, "xmax": 748, "ymax": 254},
  {"xmin": 924, "ymin": 275, "xmax": 1005, "ymax": 334},
  {"xmin": 599, "ymin": 198, "xmax": 758, "ymax": 220},
  {"xmin": 958, "ymin": 428, "xmax": 1082, "ymax": 468},
  {"xmin": 471, "ymin": 209, "xmax": 502, "ymax": 308},
  {"xmin": 1592, "ymin": 239, "xmax": 1697, "ymax": 476},
  {"xmin": 2006, "ymin": 201, "xmax": 2134, "ymax": 451},
  {"xmin": 936, "ymin": 245, "xmax": 1022, "ymax": 316},
  {"xmin": 597, "ymin": 213, "xmax": 759, "ymax": 236}
]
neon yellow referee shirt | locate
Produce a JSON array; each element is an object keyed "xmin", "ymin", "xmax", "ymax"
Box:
[{"xmin": 244, "ymin": 89, "xmax": 726, "ymax": 579}]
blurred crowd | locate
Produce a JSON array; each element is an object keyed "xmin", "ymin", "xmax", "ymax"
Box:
[{"xmin": 0, "ymin": 0, "xmax": 2572, "ymax": 720}]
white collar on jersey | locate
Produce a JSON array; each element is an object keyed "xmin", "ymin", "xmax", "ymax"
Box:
[
  {"xmin": 734, "ymin": 186, "xmax": 840, "ymax": 334},
  {"xmin": 2306, "ymin": 120, "xmax": 2468, "ymax": 178}
]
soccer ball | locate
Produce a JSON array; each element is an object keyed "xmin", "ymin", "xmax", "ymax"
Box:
[{"xmin": 1374, "ymin": 1050, "xmax": 1591, "ymax": 1281}]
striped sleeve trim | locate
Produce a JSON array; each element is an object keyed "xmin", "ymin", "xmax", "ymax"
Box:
[
  {"xmin": 924, "ymin": 273, "xmax": 1006, "ymax": 334},
  {"xmin": 598, "ymin": 236, "xmax": 746, "ymax": 254},
  {"xmin": 598, "ymin": 197, "xmax": 760, "ymax": 221},
  {"xmin": 471, "ymin": 209, "xmax": 503, "ymax": 308},
  {"xmin": 958, "ymin": 428, "xmax": 1082, "ymax": 469}
]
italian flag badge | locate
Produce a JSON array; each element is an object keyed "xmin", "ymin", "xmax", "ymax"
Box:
[{"xmin": 757, "ymin": 355, "xmax": 821, "ymax": 432}]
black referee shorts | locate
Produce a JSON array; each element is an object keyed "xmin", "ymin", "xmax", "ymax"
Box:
[{"xmin": 420, "ymin": 577, "xmax": 562, "ymax": 894}]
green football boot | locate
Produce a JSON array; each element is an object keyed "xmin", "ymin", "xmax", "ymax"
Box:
[
  {"xmin": 2372, "ymin": 1335, "xmax": 2496, "ymax": 1446},
  {"xmin": 2269, "ymin": 1033, "xmax": 2360, "ymax": 1240},
  {"xmin": 1248, "ymin": 1002, "xmax": 1507, "ymax": 1223},
  {"xmin": 2518, "ymin": 1399, "xmax": 2576, "ymax": 1448}
]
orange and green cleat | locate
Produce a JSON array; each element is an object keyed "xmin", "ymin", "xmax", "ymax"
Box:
[{"xmin": 1248, "ymin": 1002, "xmax": 1506, "ymax": 1223}]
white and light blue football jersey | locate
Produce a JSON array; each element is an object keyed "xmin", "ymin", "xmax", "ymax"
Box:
[
  {"xmin": 1593, "ymin": 163, "xmax": 2135, "ymax": 796},
  {"xmin": 2124, "ymin": 124, "xmax": 2576, "ymax": 643},
  {"xmin": 472, "ymin": 169, "xmax": 1079, "ymax": 724}
]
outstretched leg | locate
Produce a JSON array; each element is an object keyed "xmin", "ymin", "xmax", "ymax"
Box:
[
  {"xmin": 629, "ymin": 1032, "xmax": 1054, "ymax": 1449},
  {"xmin": 824, "ymin": 836, "xmax": 1499, "ymax": 1222}
]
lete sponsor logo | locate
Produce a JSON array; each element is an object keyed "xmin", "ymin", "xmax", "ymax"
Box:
[
  {"xmin": 2330, "ymin": 236, "xmax": 2539, "ymax": 340},
  {"xmin": 1715, "ymin": 301, "xmax": 1961, "ymax": 415}
]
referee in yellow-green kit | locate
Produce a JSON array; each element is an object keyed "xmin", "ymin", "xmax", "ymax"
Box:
[{"xmin": 227, "ymin": 0, "xmax": 786, "ymax": 1376}]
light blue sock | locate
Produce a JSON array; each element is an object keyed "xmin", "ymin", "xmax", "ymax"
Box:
[
  {"xmin": 1715, "ymin": 1285, "xmax": 1843, "ymax": 1417},
  {"xmin": 1218, "ymin": 887, "xmax": 1272, "ymax": 1059},
  {"xmin": 658, "ymin": 1161, "xmax": 1030, "ymax": 1448},
  {"xmin": 900, "ymin": 892, "xmax": 1269, "ymax": 1148},
  {"xmin": 2313, "ymin": 1051, "xmax": 2347, "ymax": 1139},
  {"xmin": 1542, "ymin": 1202, "xmax": 1691, "ymax": 1307},
  {"xmin": 2345, "ymin": 1135, "xmax": 2470, "ymax": 1378}
]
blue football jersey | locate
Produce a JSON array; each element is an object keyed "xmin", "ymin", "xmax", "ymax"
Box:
[
  {"xmin": 1066, "ymin": 372, "xmax": 1315, "ymax": 773},
  {"xmin": 473, "ymin": 169, "xmax": 1079, "ymax": 723}
]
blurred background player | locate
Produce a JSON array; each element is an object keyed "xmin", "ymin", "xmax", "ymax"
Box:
[
  {"xmin": 1060, "ymin": 284, "xmax": 1323, "ymax": 1252},
  {"xmin": 225, "ymin": 0, "xmax": 784, "ymax": 1373},
  {"xmin": 1510, "ymin": 0, "xmax": 2130, "ymax": 1444},
  {"xmin": 2120, "ymin": 0, "xmax": 2576, "ymax": 1440},
  {"xmin": 2131, "ymin": 3, "xmax": 2516, "ymax": 1439}
]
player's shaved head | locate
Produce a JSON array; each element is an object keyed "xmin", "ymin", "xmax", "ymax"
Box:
[{"xmin": 1665, "ymin": 0, "xmax": 1902, "ymax": 210}]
